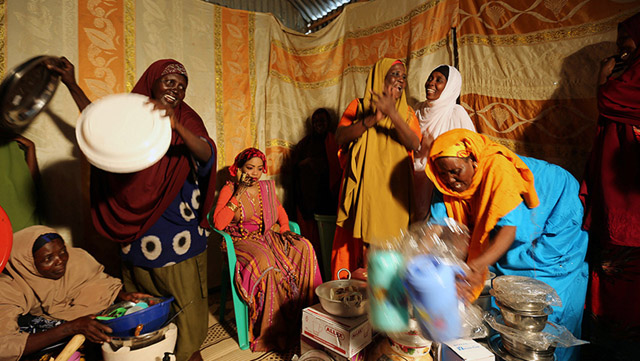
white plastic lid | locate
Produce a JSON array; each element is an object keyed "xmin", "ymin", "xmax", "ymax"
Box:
[{"xmin": 76, "ymin": 93, "xmax": 172, "ymax": 173}]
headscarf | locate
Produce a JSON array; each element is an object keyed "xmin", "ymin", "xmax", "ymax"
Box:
[
  {"xmin": 414, "ymin": 65, "xmax": 475, "ymax": 171},
  {"xmin": 580, "ymin": 12, "xmax": 640, "ymax": 247},
  {"xmin": 337, "ymin": 58, "xmax": 416, "ymax": 243},
  {"xmin": 90, "ymin": 59, "xmax": 217, "ymax": 242},
  {"xmin": 425, "ymin": 129, "xmax": 539, "ymax": 298},
  {"xmin": 228, "ymin": 147, "xmax": 267, "ymax": 177},
  {"xmin": 0, "ymin": 226, "xmax": 122, "ymax": 321}
]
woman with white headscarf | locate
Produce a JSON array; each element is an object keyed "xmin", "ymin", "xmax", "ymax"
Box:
[{"xmin": 413, "ymin": 65, "xmax": 476, "ymax": 221}]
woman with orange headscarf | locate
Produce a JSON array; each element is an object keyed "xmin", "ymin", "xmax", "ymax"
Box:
[
  {"xmin": 331, "ymin": 58, "xmax": 421, "ymax": 277},
  {"xmin": 426, "ymin": 129, "xmax": 588, "ymax": 361}
]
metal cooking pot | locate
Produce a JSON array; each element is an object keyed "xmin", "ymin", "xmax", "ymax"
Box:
[
  {"xmin": 500, "ymin": 332, "xmax": 556, "ymax": 361},
  {"xmin": 0, "ymin": 55, "xmax": 61, "ymax": 130},
  {"xmin": 315, "ymin": 269, "xmax": 368, "ymax": 318}
]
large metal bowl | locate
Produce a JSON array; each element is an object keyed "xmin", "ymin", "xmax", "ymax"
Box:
[
  {"xmin": 496, "ymin": 299, "xmax": 549, "ymax": 332},
  {"xmin": 500, "ymin": 332, "xmax": 556, "ymax": 361},
  {"xmin": 0, "ymin": 55, "xmax": 61, "ymax": 130},
  {"xmin": 315, "ymin": 270, "xmax": 368, "ymax": 318}
]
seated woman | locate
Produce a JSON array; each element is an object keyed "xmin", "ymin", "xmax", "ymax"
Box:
[
  {"xmin": 413, "ymin": 65, "xmax": 476, "ymax": 221},
  {"xmin": 213, "ymin": 148, "xmax": 322, "ymax": 351},
  {"xmin": 425, "ymin": 129, "xmax": 588, "ymax": 361},
  {"xmin": 0, "ymin": 226, "xmax": 151, "ymax": 361}
]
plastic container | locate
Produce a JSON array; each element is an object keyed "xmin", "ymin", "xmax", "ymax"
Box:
[
  {"xmin": 404, "ymin": 254, "xmax": 464, "ymax": 342},
  {"xmin": 368, "ymin": 249, "xmax": 409, "ymax": 332},
  {"xmin": 100, "ymin": 297, "xmax": 174, "ymax": 337}
]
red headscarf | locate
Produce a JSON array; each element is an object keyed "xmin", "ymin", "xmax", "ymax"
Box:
[
  {"xmin": 228, "ymin": 147, "xmax": 267, "ymax": 177},
  {"xmin": 90, "ymin": 59, "xmax": 217, "ymax": 242},
  {"xmin": 580, "ymin": 13, "xmax": 640, "ymax": 247}
]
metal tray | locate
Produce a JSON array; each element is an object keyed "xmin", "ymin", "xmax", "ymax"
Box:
[{"xmin": 0, "ymin": 55, "xmax": 61, "ymax": 130}]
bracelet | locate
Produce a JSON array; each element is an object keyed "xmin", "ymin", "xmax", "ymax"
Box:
[{"xmin": 226, "ymin": 202, "xmax": 239, "ymax": 212}]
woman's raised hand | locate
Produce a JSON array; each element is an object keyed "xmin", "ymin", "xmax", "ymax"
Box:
[
  {"xmin": 46, "ymin": 57, "xmax": 77, "ymax": 87},
  {"xmin": 146, "ymin": 98, "xmax": 177, "ymax": 129},
  {"xmin": 67, "ymin": 316, "xmax": 113, "ymax": 343}
]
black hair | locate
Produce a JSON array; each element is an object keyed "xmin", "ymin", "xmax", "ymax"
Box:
[{"xmin": 432, "ymin": 65, "xmax": 450, "ymax": 80}]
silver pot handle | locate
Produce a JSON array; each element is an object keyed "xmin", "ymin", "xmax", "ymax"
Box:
[{"xmin": 336, "ymin": 268, "xmax": 351, "ymax": 280}]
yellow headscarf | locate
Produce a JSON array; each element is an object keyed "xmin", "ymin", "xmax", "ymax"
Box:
[
  {"xmin": 337, "ymin": 58, "xmax": 414, "ymax": 243},
  {"xmin": 425, "ymin": 129, "xmax": 539, "ymax": 299}
]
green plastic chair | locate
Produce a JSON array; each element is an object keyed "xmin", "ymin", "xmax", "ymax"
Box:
[{"xmin": 208, "ymin": 211, "xmax": 300, "ymax": 350}]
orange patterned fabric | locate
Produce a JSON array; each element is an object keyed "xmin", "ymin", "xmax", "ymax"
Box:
[
  {"xmin": 457, "ymin": 0, "xmax": 640, "ymax": 177},
  {"xmin": 77, "ymin": 0, "xmax": 127, "ymax": 99}
]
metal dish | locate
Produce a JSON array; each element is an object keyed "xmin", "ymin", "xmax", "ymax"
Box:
[
  {"xmin": 315, "ymin": 269, "xmax": 368, "ymax": 318},
  {"xmin": 500, "ymin": 332, "xmax": 556, "ymax": 361},
  {"xmin": 488, "ymin": 334, "xmax": 556, "ymax": 361},
  {"xmin": 496, "ymin": 299, "xmax": 549, "ymax": 332},
  {"xmin": 0, "ymin": 55, "xmax": 61, "ymax": 130}
]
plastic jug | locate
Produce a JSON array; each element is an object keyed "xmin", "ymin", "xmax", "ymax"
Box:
[
  {"xmin": 367, "ymin": 250, "xmax": 409, "ymax": 332},
  {"xmin": 404, "ymin": 254, "xmax": 464, "ymax": 342}
]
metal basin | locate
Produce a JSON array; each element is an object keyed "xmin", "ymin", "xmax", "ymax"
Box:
[
  {"xmin": 316, "ymin": 270, "xmax": 368, "ymax": 318},
  {"xmin": 496, "ymin": 299, "xmax": 549, "ymax": 332},
  {"xmin": 500, "ymin": 332, "xmax": 555, "ymax": 361}
]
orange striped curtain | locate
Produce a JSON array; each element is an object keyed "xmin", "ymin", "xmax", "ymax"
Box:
[{"xmin": 457, "ymin": 0, "xmax": 640, "ymax": 176}]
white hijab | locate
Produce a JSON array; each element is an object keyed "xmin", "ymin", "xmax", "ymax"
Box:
[{"xmin": 414, "ymin": 65, "xmax": 475, "ymax": 171}]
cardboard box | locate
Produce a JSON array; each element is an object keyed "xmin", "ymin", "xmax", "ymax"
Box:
[
  {"xmin": 302, "ymin": 303, "xmax": 373, "ymax": 358},
  {"xmin": 442, "ymin": 339, "xmax": 494, "ymax": 361},
  {"xmin": 300, "ymin": 335, "xmax": 368, "ymax": 361}
]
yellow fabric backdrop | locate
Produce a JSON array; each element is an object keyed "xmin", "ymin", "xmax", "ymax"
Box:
[{"xmin": 1, "ymin": 0, "xmax": 638, "ymax": 251}]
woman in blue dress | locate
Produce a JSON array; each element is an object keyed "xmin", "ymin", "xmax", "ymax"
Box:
[{"xmin": 425, "ymin": 129, "xmax": 588, "ymax": 361}]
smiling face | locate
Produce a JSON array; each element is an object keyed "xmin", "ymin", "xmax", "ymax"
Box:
[
  {"xmin": 33, "ymin": 238, "xmax": 69, "ymax": 280},
  {"xmin": 151, "ymin": 73, "xmax": 187, "ymax": 108},
  {"xmin": 384, "ymin": 63, "xmax": 407, "ymax": 100},
  {"xmin": 434, "ymin": 156, "xmax": 476, "ymax": 192},
  {"xmin": 425, "ymin": 71, "xmax": 447, "ymax": 101},
  {"xmin": 240, "ymin": 156, "xmax": 265, "ymax": 182}
]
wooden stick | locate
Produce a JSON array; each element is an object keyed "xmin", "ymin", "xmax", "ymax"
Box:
[{"xmin": 54, "ymin": 334, "xmax": 85, "ymax": 361}]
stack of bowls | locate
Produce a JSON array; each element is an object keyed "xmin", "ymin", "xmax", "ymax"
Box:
[{"xmin": 492, "ymin": 276, "xmax": 557, "ymax": 361}]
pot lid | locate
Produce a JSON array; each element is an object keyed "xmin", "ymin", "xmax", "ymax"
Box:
[{"xmin": 76, "ymin": 93, "xmax": 172, "ymax": 173}]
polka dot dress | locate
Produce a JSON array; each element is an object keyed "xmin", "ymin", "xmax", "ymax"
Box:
[{"xmin": 121, "ymin": 152, "xmax": 214, "ymax": 268}]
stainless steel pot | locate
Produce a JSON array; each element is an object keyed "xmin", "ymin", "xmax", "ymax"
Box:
[
  {"xmin": 500, "ymin": 332, "xmax": 556, "ymax": 361},
  {"xmin": 315, "ymin": 269, "xmax": 368, "ymax": 318},
  {"xmin": 496, "ymin": 299, "xmax": 549, "ymax": 332},
  {"xmin": 0, "ymin": 55, "xmax": 61, "ymax": 130}
]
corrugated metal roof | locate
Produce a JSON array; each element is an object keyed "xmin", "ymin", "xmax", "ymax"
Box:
[{"xmin": 203, "ymin": 0, "xmax": 357, "ymax": 33}]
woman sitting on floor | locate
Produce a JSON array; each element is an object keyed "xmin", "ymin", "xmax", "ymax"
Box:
[
  {"xmin": 213, "ymin": 148, "xmax": 322, "ymax": 352},
  {"xmin": 0, "ymin": 225, "xmax": 151, "ymax": 361}
]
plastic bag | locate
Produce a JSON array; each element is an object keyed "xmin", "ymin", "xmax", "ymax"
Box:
[
  {"xmin": 484, "ymin": 309, "xmax": 588, "ymax": 350},
  {"xmin": 491, "ymin": 275, "xmax": 562, "ymax": 309}
]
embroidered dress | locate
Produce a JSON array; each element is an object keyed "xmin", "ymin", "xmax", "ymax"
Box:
[{"xmin": 215, "ymin": 180, "xmax": 322, "ymax": 351}]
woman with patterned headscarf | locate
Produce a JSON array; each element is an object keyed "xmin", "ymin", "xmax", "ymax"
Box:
[
  {"xmin": 426, "ymin": 129, "xmax": 588, "ymax": 361},
  {"xmin": 331, "ymin": 58, "xmax": 421, "ymax": 277},
  {"xmin": 580, "ymin": 12, "xmax": 640, "ymax": 360},
  {"xmin": 52, "ymin": 58, "xmax": 216, "ymax": 361},
  {"xmin": 213, "ymin": 148, "xmax": 322, "ymax": 351}
]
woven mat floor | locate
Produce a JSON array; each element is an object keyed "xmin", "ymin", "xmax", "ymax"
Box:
[{"xmin": 201, "ymin": 292, "xmax": 299, "ymax": 361}]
